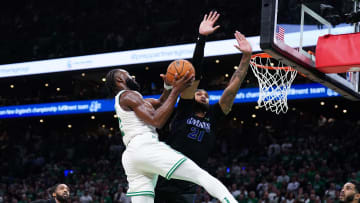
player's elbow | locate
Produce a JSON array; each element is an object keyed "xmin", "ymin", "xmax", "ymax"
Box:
[
  {"xmin": 222, "ymin": 107, "xmax": 231, "ymax": 115},
  {"xmin": 219, "ymin": 103, "xmax": 232, "ymax": 115},
  {"xmin": 152, "ymin": 120, "xmax": 164, "ymax": 129}
]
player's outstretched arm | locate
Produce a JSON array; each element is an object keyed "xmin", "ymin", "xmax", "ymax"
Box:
[
  {"xmin": 219, "ymin": 31, "xmax": 252, "ymax": 115},
  {"xmin": 121, "ymin": 72, "xmax": 194, "ymax": 128},
  {"xmin": 181, "ymin": 11, "xmax": 220, "ymax": 99}
]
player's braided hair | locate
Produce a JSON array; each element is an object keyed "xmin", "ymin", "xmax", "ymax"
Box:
[{"xmin": 105, "ymin": 69, "xmax": 119, "ymax": 97}]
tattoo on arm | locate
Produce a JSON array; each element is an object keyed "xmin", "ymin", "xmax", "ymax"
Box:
[
  {"xmin": 219, "ymin": 54, "xmax": 251, "ymax": 114},
  {"xmin": 230, "ymin": 64, "xmax": 248, "ymax": 84}
]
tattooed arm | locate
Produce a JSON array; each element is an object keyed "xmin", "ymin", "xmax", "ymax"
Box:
[{"xmin": 219, "ymin": 31, "xmax": 252, "ymax": 115}]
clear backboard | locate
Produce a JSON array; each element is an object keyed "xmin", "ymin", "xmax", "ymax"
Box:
[{"xmin": 260, "ymin": 0, "xmax": 360, "ymax": 100}]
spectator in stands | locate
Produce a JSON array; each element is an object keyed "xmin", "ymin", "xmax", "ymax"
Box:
[
  {"xmin": 239, "ymin": 185, "xmax": 248, "ymax": 198},
  {"xmin": 287, "ymin": 177, "xmax": 300, "ymax": 193},
  {"xmin": 257, "ymin": 178, "xmax": 269, "ymax": 198},
  {"xmin": 113, "ymin": 187, "xmax": 129, "ymax": 203},
  {"xmin": 325, "ymin": 183, "xmax": 337, "ymax": 200},
  {"xmin": 268, "ymin": 140, "xmax": 281, "ymax": 159},
  {"xmin": 79, "ymin": 190, "xmax": 92, "ymax": 203},
  {"xmin": 247, "ymin": 191, "xmax": 258, "ymax": 203},
  {"xmin": 231, "ymin": 184, "xmax": 241, "ymax": 199},
  {"xmin": 238, "ymin": 193, "xmax": 247, "ymax": 203},
  {"xmin": 285, "ymin": 192, "xmax": 295, "ymax": 203},
  {"xmin": 277, "ymin": 170, "xmax": 290, "ymax": 184},
  {"xmin": 268, "ymin": 184, "xmax": 278, "ymax": 203},
  {"xmin": 312, "ymin": 174, "xmax": 326, "ymax": 195},
  {"xmin": 259, "ymin": 191, "xmax": 270, "ymax": 203}
]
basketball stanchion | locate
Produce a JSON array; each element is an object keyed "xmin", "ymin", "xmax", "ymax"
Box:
[{"xmin": 249, "ymin": 53, "xmax": 298, "ymax": 114}]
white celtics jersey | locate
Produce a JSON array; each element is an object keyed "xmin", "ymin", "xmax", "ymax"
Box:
[{"xmin": 114, "ymin": 90, "xmax": 157, "ymax": 146}]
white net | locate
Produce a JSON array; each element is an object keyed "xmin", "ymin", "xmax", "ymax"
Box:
[{"xmin": 249, "ymin": 54, "xmax": 298, "ymax": 114}]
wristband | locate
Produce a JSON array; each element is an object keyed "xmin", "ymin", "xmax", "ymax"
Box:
[{"xmin": 164, "ymin": 82, "xmax": 173, "ymax": 90}]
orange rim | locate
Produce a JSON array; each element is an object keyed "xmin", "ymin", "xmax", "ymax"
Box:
[{"xmin": 250, "ymin": 53, "xmax": 296, "ymax": 71}]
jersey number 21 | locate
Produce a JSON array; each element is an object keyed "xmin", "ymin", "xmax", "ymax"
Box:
[{"xmin": 187, "ymin": 127, "xmax": 205, "ymax": 142}]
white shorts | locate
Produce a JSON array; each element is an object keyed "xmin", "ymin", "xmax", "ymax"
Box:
[{"xmin": 122, "ymin": 133, "xmax": 187, "ymax": 198}]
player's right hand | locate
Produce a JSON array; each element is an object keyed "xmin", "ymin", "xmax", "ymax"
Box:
[
  {"xmin": 199, "ymin": 11, "xmax": 220, "ymax": 36},
  {"xmin": 172, "ymin": 71, "xmax": 195, "ymax": 93}
]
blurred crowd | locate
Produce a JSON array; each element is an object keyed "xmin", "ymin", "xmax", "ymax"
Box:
[
  {"xmin": 1, "ymin": 108, "xmax": 360, "ymax": 203},
  {"xmin": 0, "ymin": 0, "xmax": 261, "ymax": 65}
]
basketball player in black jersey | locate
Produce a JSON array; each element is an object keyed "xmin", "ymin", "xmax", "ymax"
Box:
[{"xmin": 155, "ymin": 11, "xmax": 252, "ymax": 203}]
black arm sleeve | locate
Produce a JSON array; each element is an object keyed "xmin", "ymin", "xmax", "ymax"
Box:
[{"xmin": 192, "ymin": 34, "xmax": 206, "ymax": 80}]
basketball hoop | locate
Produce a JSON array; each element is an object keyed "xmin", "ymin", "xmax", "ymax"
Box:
[{"xmin": 249, "ymin": 53, "xmax": 298, "ymax": 114}]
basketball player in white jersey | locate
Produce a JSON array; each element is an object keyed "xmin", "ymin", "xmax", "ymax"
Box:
[{"xmin": 105, "ymin": 70, "xmax": 238, "ymax": 203}]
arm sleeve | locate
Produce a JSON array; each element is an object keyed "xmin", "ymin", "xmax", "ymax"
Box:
[{"xmin": 192, "ymin": 34, "xmax": 206, "ymax": 80}]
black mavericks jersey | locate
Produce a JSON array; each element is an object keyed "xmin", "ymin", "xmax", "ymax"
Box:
[
  {"xmin": 168, "ymin": 98, "xmax": 226, "ymax": 167},
  {"xmin": 155, "ymin": 98, "xmax": 226, "ymax": 196}
]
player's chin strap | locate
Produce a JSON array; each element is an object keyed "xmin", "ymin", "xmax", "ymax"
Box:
[{"xmin": 164, "ymin": 82, "xmax": 173, "ymax": 90}]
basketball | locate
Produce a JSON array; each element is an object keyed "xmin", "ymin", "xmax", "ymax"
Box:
[{"xmin": 165, "ymin": 59, "xmax": 195, "ymax": 84}]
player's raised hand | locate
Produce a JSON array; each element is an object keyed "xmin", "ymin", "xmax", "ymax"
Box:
[
  {"xmin": 234, "ymin": 31, "xmax": 252, "ymax": 55},
  {"xmin": 199, "ymin": 11, "xmax": 220, "ymax": 36},
  {"xmin": 172, "ymin": 72, "xmax": 195, "ymax": 93}
]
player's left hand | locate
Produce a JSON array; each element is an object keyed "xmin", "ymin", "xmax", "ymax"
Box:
[
  {"xmin": 234, "ymin": 31, "xmax": 252, "ymax": 55},
  {"xmin": 199, "ymin": 11, "xmax": 220, "ymax": 36}
]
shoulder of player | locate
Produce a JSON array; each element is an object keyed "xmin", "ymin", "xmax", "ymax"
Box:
[
  {"xmin": 119, "ymin": 90, "xmax": 144, "ymax": 106},
  {"xmin": 209, "ymin": 102, "xmax": 220, "ymax": 112},
  {"xmin": 208, "ymin": 102, "xmax": 226, "ymax": 118},
  {"xmin": 178, "ymin": 97, "xmax": 196, "ymax": 106}
]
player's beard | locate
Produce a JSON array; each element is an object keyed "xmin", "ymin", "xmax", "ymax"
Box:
[
  {"xmin": 55, "ymin": 193, "xmax": 69, "ymax": 203},
  {"xmin": 194, "ymin": 101, "xmax": 210, "ymax": 113},
  {"xmin": 343, "ymin": 194, "xmax": 355, "ymax": 203},
  {"xmin": 340, "ymin": 194, "xmax": 355, "ymax": 203},
  {"xmin": 126, "ymin": 78, "xmax": 141, "ymax": 92}
]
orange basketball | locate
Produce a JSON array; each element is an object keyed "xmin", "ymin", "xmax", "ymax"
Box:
[{"xmin": 165, "ymin": 59, "xmax": 195, "ymax": 84}]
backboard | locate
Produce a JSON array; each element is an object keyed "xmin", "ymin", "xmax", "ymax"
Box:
[{"xmin": 260, "ymin": 0, "xmax": 360, "ymax": 100}]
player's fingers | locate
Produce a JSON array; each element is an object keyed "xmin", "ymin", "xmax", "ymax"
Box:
[
  {"xmin": 238, "ymin": 32, "xmax": 246, "ymax": 40},
  {"xmin": 236, "ymin": 31, "xmax": 245, "ymax": 42},
  {"xmin": 174, "ymin": 73, "xmax": 179, "ymax": 81},
  {"xmin": 236, "ymin": 30, "xmax": 245, "ymax": 40},
  {"xmin": 160, "ymin": 74, "xmax": 171, "ymax": 84},
  {"xmin": 181, "ymin": 71, "xmax": 190, "ymax": 80},
  {"xmin": 234, "ymin": 45, "xmax": 241, "ymax": 51},
  {"xmin": 207, "ymin": 11, "xmax": 213, "ymax": 20},
  {"xmin": 203, "ymin": 14, "xmax": 207, "ymax": 21},
  {"xmin": 234, "ymin": 32, "xmax": 241, "ymax": 43},
  {"xmin": 213, "ymin": 25, "xmax": 220, "ymax": 31},
  {"xmin": 190, "ymin": 75, "xmax": 195, "ymax": 83},
  {"xmin": 213, "ymin": 13, "xmax": 220, "ymax": 22},
  {"xmin": 184, "ymin": 75, "xmax": 195, "ymax": 85},
  {"xmin": 210, "ymin": 11, "xmax": 217, "ymax": 21}
]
